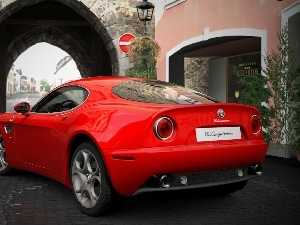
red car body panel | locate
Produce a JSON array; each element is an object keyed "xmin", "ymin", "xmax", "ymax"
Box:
[
  {"xmin": 103, "ymin": 140, "xmax": 266, "ymax": 196},
  {"xmin": 0, "ymin": 76, "xmax": 268, "ymax": 197}
]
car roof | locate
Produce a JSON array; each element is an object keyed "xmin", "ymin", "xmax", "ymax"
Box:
[
  {"xmin": 65, "ymin": 76, "xmax": 139, "ymax": 89},
  {"xmin": 61, "ymin": 76, "xmax": 218, "ymax": 104}
]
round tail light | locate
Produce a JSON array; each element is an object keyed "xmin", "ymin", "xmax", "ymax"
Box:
[
  {"xmin": 251, "ymin": 115, "xmax": 262, "ymax": 134},
  {"xmin": 154, "ymin": 117, "xmax": 174, "ymax": 140}
]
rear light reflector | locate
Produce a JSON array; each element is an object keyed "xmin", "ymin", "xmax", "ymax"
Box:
[
  {"xmin": 251, "ymin": 115, "xmax": 262, "ymax": 134},
  {"xmin": 154, "ymin": 117, "xmax": 174, "ymax": 140}
]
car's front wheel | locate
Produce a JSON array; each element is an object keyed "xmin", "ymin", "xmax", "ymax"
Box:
[
  {"xmin": 0, "ymin": 133, "xmax": 11, "ymax": 175},
  {"xmin": 71, "ymin": 142, "xmax": 123, "ymax": 216}
]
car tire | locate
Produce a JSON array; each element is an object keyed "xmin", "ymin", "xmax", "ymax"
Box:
[
  {"xmin": 206, "ymin": 180, "xmax": 248, "ymax": 196},
  {"xmin": 70, "ymin": 142, "xmax": 124, "ymax": 216},
  {"xmin": 0, "ymin": 133, "xmax": 11, "ymax": 175}
]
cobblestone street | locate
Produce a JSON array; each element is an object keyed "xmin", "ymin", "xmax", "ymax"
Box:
[{"xmin": 0, "ymin": 156, "xmax": 299, "ymax": 225}]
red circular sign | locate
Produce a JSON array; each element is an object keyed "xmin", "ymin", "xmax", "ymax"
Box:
[{"xmin": 118, "ymin": 33, "xmax": 136, "ymax": 54}]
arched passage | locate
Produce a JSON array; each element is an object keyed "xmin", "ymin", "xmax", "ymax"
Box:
[
  {"xmin": 166, "ymin": 28, "xmax": 266, "ymax": 83},
  {"xmin": 0, "ymin": 0, "xmax": 119, "ymax": 75},
  {"xmin": 166, "ymin": 28, "xmax": 266, "ymax": 102},
  {"xmin": 0, "ymin": 0, "xmax": 144, "ymax": 112},
  {"xmin": 6, "ymin": 25, "xmax": 92, "ymax": 78}
]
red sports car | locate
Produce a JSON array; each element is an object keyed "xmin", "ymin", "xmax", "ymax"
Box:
[{"xmin": 0, "ymin": 76, "xmax": 267, "ymax": 216}]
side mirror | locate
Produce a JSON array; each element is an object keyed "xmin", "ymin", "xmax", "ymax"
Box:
[{"xmin": 14, "ymin": 102, "xmax": 30, "ymax": 115}]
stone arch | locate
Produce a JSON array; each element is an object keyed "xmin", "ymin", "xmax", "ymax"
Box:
[
  {"xmin": 0, "ymin": 0, "xmax": 123, "ymax": 76},
  {"xmin": 6, "ymin": 25, "xmax": 92, "ymax": 77},
  {"xmin": 0, "ymin": 0, "xmax": 154, "ymax": 112}
]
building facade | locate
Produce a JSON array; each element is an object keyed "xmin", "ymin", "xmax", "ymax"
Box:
[
  {"xmin": 6, "ymin": 67, "xmax": 39, "ymax": 95},
  {"xmin": 53, "ymin": 56, "xmax": 82, "ymax": 88},
  {"xmin": 154, "ymin": 0, "xmax": 300, "ymax": 157}
]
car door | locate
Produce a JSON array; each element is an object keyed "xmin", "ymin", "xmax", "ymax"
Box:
[
  {"xmin": 13, "ymin": 85, "xmax": 88, "ymax": 176},
  {"xmin": 13, "ymin": 112, "xmax": 65, "ymax": 173}
]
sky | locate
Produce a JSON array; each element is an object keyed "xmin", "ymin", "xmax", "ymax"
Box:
[{"xmin": 13, "ymin": 42, "xmax": 69, "ymax": 84}]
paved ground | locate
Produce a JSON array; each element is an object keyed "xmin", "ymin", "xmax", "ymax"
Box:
[{"xmin": 0, "ymin": 156, "xmax": 299, "ymax": 225}]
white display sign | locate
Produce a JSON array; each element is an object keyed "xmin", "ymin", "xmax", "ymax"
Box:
[{"xmin": 196, "ymin": 127, "xmax": 241, "ymax": 142}]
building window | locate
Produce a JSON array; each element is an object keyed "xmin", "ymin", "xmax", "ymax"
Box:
[{"xmin": 165, "ymin": 0, "xmax": 186, "ymax": 9}]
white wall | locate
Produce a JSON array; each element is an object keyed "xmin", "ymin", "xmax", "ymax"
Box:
[{"xmin": 54, "ymin": 58, "xmax": 81, "ymax": 88}]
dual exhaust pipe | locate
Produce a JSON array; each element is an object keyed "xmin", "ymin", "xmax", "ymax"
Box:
[
  {"xmin": 156, "ymin": 164, "xmax": 262, "ymax": 189},
  {"xmin": 158, "ymin": 174, "xmax": 188, "ymax": 188}
]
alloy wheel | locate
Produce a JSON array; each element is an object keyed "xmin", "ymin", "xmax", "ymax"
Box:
[
  {"xmin": 71, "ymin": 149, "xmax": 101, "ymax": 208},
  {"xmin": 0, "ymin": 134, "xmax": 8, "ymax": 172}
]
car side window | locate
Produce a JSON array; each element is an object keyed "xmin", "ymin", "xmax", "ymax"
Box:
[{"xmin": 31, "ymin": 86, "xmax": 89, "ymax": 113}]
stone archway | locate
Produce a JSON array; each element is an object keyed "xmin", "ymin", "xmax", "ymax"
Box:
[
  {"xmin": 6, "ymin": 25, "xmax": 92, "ymax": 78},
  {"xmin": 0, "ymin": 0, "xmax": 155, "ymax": 112},
  {"xmin": 0, "ymin": 0, "xmax": 120, "ymax": 75}
]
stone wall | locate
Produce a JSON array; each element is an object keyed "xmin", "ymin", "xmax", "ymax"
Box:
[{"xmin": 184, "ymin": 58, "xmax": 209, "ymax": 94}]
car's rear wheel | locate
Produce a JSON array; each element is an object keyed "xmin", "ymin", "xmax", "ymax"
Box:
[
  {"xmin": 0, "ymin": 133, "xmax": 11, "ymax": 175},
  {"xmin": 71, "ymin": 142, "xmax": 123, "ymax": 216}
]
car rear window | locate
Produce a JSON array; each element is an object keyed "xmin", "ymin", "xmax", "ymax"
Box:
[{"xmin": 112, "ymin": 80, "xmax": 218, "ymax": 104}]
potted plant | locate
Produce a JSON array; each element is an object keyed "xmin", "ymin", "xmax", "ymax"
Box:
[
  {"xmin": 257, "ymin": 25, "xmax": 300, "ymax": 160},
  {"xmin": 240, "ymin": 73, "xmax": 274, "ymax": 143},
  {"xmin": 126, "ymin": 36, "xmax": 160, "ymax": 79},
  {"xmin": 127, "ymin": 36, "xmax": 160, "ymax": 62}
]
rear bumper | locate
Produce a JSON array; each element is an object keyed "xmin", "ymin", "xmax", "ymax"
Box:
[{"xmin": 102, "ymin": 140, "xmax": 267, "ymax": 196}]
